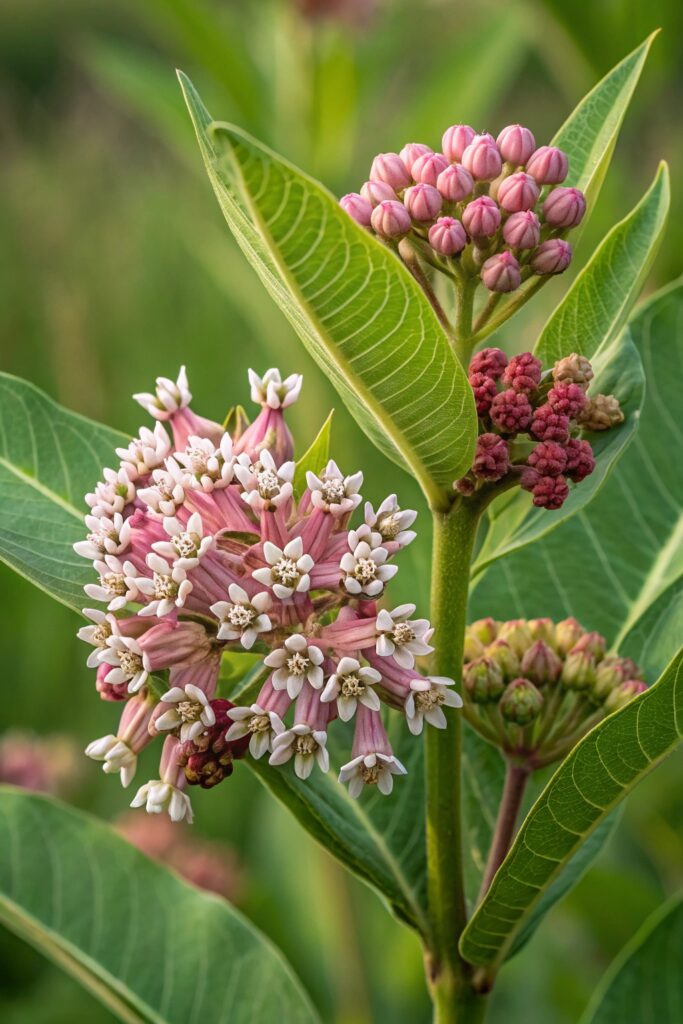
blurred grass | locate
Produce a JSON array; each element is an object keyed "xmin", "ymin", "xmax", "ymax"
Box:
[{"xmin": 0, "ymin": 0, "xmax": 681, "ymax": 1021}]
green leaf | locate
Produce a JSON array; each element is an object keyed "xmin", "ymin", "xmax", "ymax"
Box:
[
  {"xmin": 459, "ymin": 648, "xmax": 683, "ymax": 972},
  {"xmin": 472, "ymin": 325, "xmax": 644, "ymax": 576},
  {"xmin": 293, "ymin": 411, "xmax": 333, "ymax": 501},
  {"xmin": 0, "ymin": 373, "xmax": 127, "ymax": 612},
  {"xmin": 249, "ymin": 720, "xmax": 429, "ymax": 937},
  {"xmin": 179, "ymin": 73, "xmax": 477, "ymax": 508},
  {"xmin": 535, "ymin": 162, "xmax": 670, "ymax": 366},
  {"xmin": 551, "ymin": 33, "xmax": 658, "ymax": 211},
  {"xmin": 0, "ymin": 787, "xmax": 318, "ymax": 1024},
  {"xmin": 580, "ymin": 895, "xmax": 683, "ymax": 1023}
]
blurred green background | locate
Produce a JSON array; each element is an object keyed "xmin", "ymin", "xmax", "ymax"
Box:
[{"xmin": 1, "ymin": 1, "xmax": 682, "ymax": 1021}]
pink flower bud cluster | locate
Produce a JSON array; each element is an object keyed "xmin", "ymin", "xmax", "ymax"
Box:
[
  {"xmin": 339, "ymin": 122, "xmax": 585, "ymax": 294},
  {"xmin": 463, "ymin": 617, "xmax": 646, "ymax": 764},
  {"xmin": 77, "ymin": 367, "xmax": 461, "ymax": 822},
  {"xmin": 456, "ymin": 348, "xmax": 625, "ymax": 510}
]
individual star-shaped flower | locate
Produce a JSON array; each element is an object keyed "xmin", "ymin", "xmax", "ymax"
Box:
[{"xmin": 211, "ymin": 585, "xmax": 272, "ymax": 649}]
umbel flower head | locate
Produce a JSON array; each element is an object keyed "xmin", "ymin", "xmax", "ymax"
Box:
[
  {"xmin": 77, "ymin": 366, "xmax": 462, "ymax": 822},
  {"xmin": 340, "ymin": 121, "xmax": 585, "ymax": 295}
]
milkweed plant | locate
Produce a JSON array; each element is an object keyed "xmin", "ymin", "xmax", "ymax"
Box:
[{"xmin": 0, "ymin": 33, "xmax": 680, "ymax": 1024}]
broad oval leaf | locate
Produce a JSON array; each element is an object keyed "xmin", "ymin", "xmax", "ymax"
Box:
[
  {"xmin": 0, "ymin": 787, "xmax": 318, "ymax": 1024},
  {"xmin": 535, "ymin": 162, "xmax": 670, "ymax": 365},
  {"xmin": 580, "ymin": 896, "xmax": 683, "ymax": 1023},
  {"xmin": 0, "ymin": 373, "xmax": 127, "ymax": 612},
  {"xmin": 459, "ymin": 648, "xmax": 683, "ymax": 972},
  {"xmin": 179, "ymin": 73, "xmax": 477, "ymax": 508},
  {"xmin": 473, "ymin": 325, "xmax": 644, "ymax": 576}
]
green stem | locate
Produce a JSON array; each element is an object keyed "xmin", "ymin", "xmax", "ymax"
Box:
[
  {"xmin": 454, "ymin": 280, "xmax": 477, "ymax": 365},
  {"xmin": 470, "ymin": 276, "xmax": 548, "ymax": 345},
  {"xmin": 477, "ymin": 762, "xmax": 529, "ymax": 902},
  {"xmin": 426, "ymin": 499, "xmax": 484, "ymax": 1020}
]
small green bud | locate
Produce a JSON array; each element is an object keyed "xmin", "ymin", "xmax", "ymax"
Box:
[
  {"xmin": 463, "ymin": 657, "xmax": 505, "ymax": 704},
  {"xmin": 497, "ymin": 619, "xmax": 534, "ymax": 658},
  {"xmin": 499, "ymin": 678, "xmax": 543, "ymax": 725},
  {"xmin": 527, "ymin": 617, "xmax": 557, "ymax": 647},
  {"xmin": 561, "ymin": 650, "xmax": 596, "ymax": 691},
  {"xmin": 604, "ymin": 680, "xmax": 647, "ymax": 713},
  {"xmin": 469, "ymin": 617, "xmax": 499, "ymax": 646},
  {"xmin": 554, "ymin": 617, "xmax": 585, "ymax": 656},
  {"xmin": 570, "ymin": 631, "xmax": 606, "ymax": 662},
  {"xmin": 591, "ymin": 655, "xmax": 638, "ymax": 703},
  {"xmin": 485, "ymin": 639, "xmax": 520, "ymax": 681},
  {"xmin": 464, "ymin": 633, "xmax": 486, "ymax": 662},
  {"xmin": 520, "ymin": 640, "xmax": 563, "ymax": 686}
]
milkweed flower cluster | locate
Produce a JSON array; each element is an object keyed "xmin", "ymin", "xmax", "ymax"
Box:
[
  {"xmin": 463, "ymin": 616, "xmax": 646, "ymax": 766},
  {"xmin": 456, "ymin": 348, "xmax": 624, "ymax": 509},
  {"xmin": 77, "ymin": 367, "xmax": 460, "ymax": 822},
  {"xmin": 339, "ymin": 122, "xmax": 583, "ymax": 293}
]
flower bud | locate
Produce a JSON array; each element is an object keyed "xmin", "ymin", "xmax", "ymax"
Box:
[
  {"xmin": 481, "ymin": 252, "xmax": 521, "ymax": 293},
  {"xmin": 469, "ymin": 618, "xmax": 499, "ymax": 645},
  {"xmin": 496, "ymin": 172, "xmax": 540, "ymax": 213},
  {"xmin": 570, "ymin": 631, "xmax": 606, "ymax": 661},
  {"xmin": 464, "ymin": 632, "xmax": 486, "ymax": 662},
  {"xmin": 472, "ymin": 432, "xmax": 509, "ymax": 481},
  {"xmin": 579, "ymin": 394, "xmax": 624, "ymax": 431},
  {"xmin": 412, "ymin": 152, "xmax": 449, "ymax": 187},
  {"xmin": 486, "ymin": 639, "xmax": 520, "ymax": 680},
  {"xmin": 360, "ymin": 179, "xmax": 397, "ymax": 206},
  {"xmin": 527, "ymin": 618, "xmax": 556, "ymax": 646},
  {"xmin": 520, "ymin": 641, "xmax": 563, "ymax": 686},
  {"xmin": 454, "ymin": 475, "xmax": 476, "ymax": 496},
  {"xmin": 497, "ymin": 619, "xmax": 534, "ymax": 658},
  {"xmin": 428, "ymin": 216, "xmax": 467, "ymax": 255},
  {"xmin": 470, "ymin": 347, "xmax": 508, "ymax": 380},
  {"xmin": 370, "ymin": 152, "xmax": 411, "ymax": 190},
  {"xmin": 503, "ymin": 210, "xmax": 541, "ymax": 250},
  {"xmin": 547, "ymin": 382, "xmax": 586, "ymax": 419},
  {"xmin": 461, "ymin": 134, "xmax": 503, "ymax": 181},
  {"xmin": 399, "ymin": 142, "xmax": 432, "ymax": 174},
  {"xmin": 468, "ymin": 371, "xmax": 498, "ymax": 415},
  {"xmin": 530, "ymin": 474, "xmax": 569, "ymax": 510},
  {"xmin": 370, "ymin": 200, "xmax": 412, "ymax": 238},
  {"xmin": 500, "ymin": 678, "xmax": 543, "ymax": 725},
  {"xmin": 555, "ymin": 618, "xmax": 585, "ymax": 656},
  {"xmin": 561, "ymin": 651, "xmax": 596, "ymax": 691},
  {"xmin": 531, "ymin": 239, "xmax": 572, "ymax": 275},
  {"xmin": 592, "ymin": 656, "xmax": 638, "ymax": 703},
  {"xmin": 528, "ymin": 440, "xmax": 567, "ymax": 476},
  {"xmin": 543, "ymin": 187, "xmax": 586, "ymax": 228},
  {"xmin": 340, "ymin": 193, "xmax": 373, "ymax": 227},
  {"xmin": 564, "ymin": 438, "xmax": 595, "ymax": 482},
  {"xmin": 530, "ymin": 404, "xmax": 570, "ymax": 443},
  {"xmin": 442, "ymin": 124, "xmax": 476, "ymax": 163},
  {"xmin": 552, "ymin": 353, "xmax": 594, "ymax": 389},
  {"xmin": 604, "ymin": 680, "xmax": 647, "ymax": 713},
  {"xmin": 463, "ymin": 658, "xmax": 505, "ymax": 703},
  {"xmin": 496, "ymin": 124, "xmax": 536, "ymax": 165},
  {"xmin": 404, "ymin": 183, "xmax": 442, "ymax": 222},
  {"xmin": 462, "ymin": 195, "xmax": 501, "ymax": 238},
  {"xmin": 526, "ymin": 146, "xmax": 569, "ymax": 184},
  {"xmin": 490, "ymin": 388, "xmax": 533, "ymax": 432},
  {"xmin": 502, "ymin": 352, "xmax": 542, "ymax": 393},
  {"xmin": 436, "ymin": 163, "xmax": 474, "ymax": 202}
]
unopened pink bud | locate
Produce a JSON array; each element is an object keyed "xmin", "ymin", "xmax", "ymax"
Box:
[
  {"xmin": 503, "ymin": 210, "xmax": 541, "ymax": 249},
  {"xmin": 496, "ymin": 124, "xmax": 536, "ymax": 166},
  {"xmin": 462, "ymin": 196, "xmax": 500, "ymax": 238},
  {"xmin": 370, "ymin": 152, "xmax": 411, "ymax": 190},
  {"xmin": 531, "ymin": 239, "xmax": 572, "ymax": 275},
  {"xmin": 461, "ymin": 134, "xmax": 503, "ymax": 181},
  {"xmin": 543, "ymin": 187, "xmax": 586, "ymax": 228},
  {"xmin": 412, "ymin": 152, "xmax": 449, "ymax": 187},
  {"xmin": 564, "ymin": 438, "xmax": 595, "ymax": 482},
  {"xmin": 370, "ymin": 199, "xmax": 412, "ymax": 238},
  {"xmin": 472, "ymin": 433, "xmax": 509, "ymax": 481},
  {"xmin": 526, "ymin": 146, "xmax": 569, "ymax": 184},
  {"xmin": 340, "ymin": 193, "xmax": 372, "ymax": 227},
  {"xmin": 530, "ymin": 474, "xmax": 569, "ymax": 510},
  {"xmin": 428, "ymin": 216, "xmax": 467, "ymax": 255},
  {"xmin": 360, "ymin": 179, "xmax": 397, "ymax": 206},
  {"xmin": 399, "ymin": 142, "xmax": 432, "ymax": 174},
  {"xmin": 436, "ymin": 163, "xmax": 474, "ymax": 202},
  {"xmin": 469, "ymin": 347, "xmax": 508, "ymax": 380},
  {"xmin": 404, "ymin": 183, "xmax": 442, "ymax": 222},
  {"xmin": 497, "ymin": 172, "xmax": 540, "ymax": 213},
  {"xmin": 442, "ymin": 124, "xmax": 475, "ymax": 163},
  {"xmin": 481, "ymin": 251, "xmax": 521, "ymax": 293}
]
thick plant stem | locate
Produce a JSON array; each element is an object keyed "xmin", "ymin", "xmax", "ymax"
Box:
[
  {"xmin": 478, "ymin": 762, "xmax": 529, "ymax": 902},
  {"xmin": 426, "ymin": 500, "xmax": 483, "ymax": 1020},
  {"xmin": 454, "ymin": 281, "xmax": 477, "ymax": 366}
]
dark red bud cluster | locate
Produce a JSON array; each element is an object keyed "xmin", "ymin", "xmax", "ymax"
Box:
[{"xmin": 177, "ymin": 699, "xmax": 249, "ymax": 789}]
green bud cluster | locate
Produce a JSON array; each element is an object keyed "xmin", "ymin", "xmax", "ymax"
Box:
[{"xmin": 462, "ymin": 616, "xmax": 646, "ymax": 768}]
